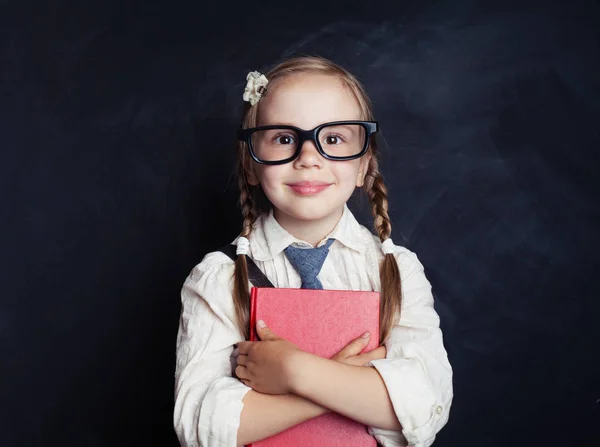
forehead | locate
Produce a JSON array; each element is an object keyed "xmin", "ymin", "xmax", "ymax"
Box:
[{"xmin": 257, "ymin": 73, "xmax": 362, "ymax": 128}]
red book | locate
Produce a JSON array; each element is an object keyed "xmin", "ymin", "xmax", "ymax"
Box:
[{"xmin": 248, "ymin": 287, "xmax": 380, "ymax": 447}]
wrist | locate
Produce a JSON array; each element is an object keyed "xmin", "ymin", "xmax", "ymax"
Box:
[
  {"xmin": 287, "ymin": 393, "xmax": 330, "ymax": 417},
  {"xmin": 284, "ymin": 349, "xmax": 312, "ymax": 395}
]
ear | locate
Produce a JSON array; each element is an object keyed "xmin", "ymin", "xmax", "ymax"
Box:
[{"xmin": 355, "ymin": 153, "xmax": 372, "ymax": 188}]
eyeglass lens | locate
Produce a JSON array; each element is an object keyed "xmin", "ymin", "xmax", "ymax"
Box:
[{"xmin": 251, "ymin": 123, "xmax": 367, "ymax": 162}]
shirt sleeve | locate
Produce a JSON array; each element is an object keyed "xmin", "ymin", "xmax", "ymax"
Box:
[
  {"xmin": 368, "ymin": 247, "xmax": 453, "ymax": 447},
  {"xmin": 173, "ymin": 252, "xmax": 252, "ymax": 447}
]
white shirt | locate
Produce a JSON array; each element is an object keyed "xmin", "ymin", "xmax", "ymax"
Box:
[{"xmin": 174, "ymin": 205, "xmax": 453, "ymax": 447}]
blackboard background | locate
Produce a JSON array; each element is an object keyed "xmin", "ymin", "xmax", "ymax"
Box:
[{"xmin": 2, "ymin": 0, "xmax": 599, "ymax": 445}]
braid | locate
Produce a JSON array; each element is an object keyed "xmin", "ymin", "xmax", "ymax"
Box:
[
  {"xmin": 239, "ymin": 170, "xmax": 258, "ymax": 238},
  {"xmin": 364, "ymin": 156, "xmax": 402, "ymax": 342},
  {"xmin": 365, "ymin": 158, "xmax": 392, "ymax": 241},
  {"xmin": 232, "ymin": 165, "xmax": 259, "ymax": 339}
]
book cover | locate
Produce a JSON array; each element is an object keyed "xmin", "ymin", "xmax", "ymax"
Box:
[{"xmin": 248, "ymin": 287, "xmax": 380, "ymax": 447}]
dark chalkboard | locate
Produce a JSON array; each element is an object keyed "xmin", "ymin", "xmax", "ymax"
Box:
[{"xmin": 1, "ymin": 0, "xmax": 599, "ymax": 445}]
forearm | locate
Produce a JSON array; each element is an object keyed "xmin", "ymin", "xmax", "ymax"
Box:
[
  {"xmin": 289, "ymin": 352, "xmax": 401, "ymax": 431},
  {"xmin": 237, "ymin": 390, "xmax": 328, "ymax": 446}
]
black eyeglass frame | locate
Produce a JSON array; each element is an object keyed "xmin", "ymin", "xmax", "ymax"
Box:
[{"xmin": 237, "ymin": 120, "xmax": 379, "ymax": 165}]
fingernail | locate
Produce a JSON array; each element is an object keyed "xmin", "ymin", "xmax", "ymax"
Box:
[
  {"xmin": 257, "ymin": 320, "xmax": 266, "ymax": 328},
  {"xmin": 361, "ymin": 332, "xmax": 370, "ymax": 339}
]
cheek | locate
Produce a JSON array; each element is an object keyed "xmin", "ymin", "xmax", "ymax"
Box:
[
  {"xmin": 333, "ymin": 163, "xmax": 363, "ymax": 185},
  {"xmin": 255, "ymin": 166, "xmax": 284, "ymax": 190}
]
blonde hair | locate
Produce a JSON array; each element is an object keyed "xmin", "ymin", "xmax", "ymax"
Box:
[{"xmin": 233, "ymin": 55, "xmax": 402, "ymax": 342}]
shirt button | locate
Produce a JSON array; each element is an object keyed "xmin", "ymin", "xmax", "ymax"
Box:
[{"xmin": 436, "ymin": 405, "xmax": 443, "ymax": 415}]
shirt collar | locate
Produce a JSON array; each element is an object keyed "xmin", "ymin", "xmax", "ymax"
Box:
[{"xmin": 249, "ymin": 205, "xmax": 368, "ymax": 262}]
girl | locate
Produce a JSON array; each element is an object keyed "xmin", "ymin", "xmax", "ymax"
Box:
[{"xmin": 174, "ymin": 56, "xmax": 453, "ymax": 447}]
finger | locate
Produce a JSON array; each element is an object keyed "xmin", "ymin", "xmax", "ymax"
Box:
[
  {"xmin": 338, "ymin": 332, "xmax": 372, "ymax": 358},
  {"xmin": 256, "ymin": 320, "xmax": 279, "ymax": 341},
  {"xmin": 336, "ymin": 356, "xmax": 366, "ymax": 366},
  {"xmin": 236, "ymin": 354, "xmax": 248, "ymax": 366},
  {"xmin": 359, "ymin": 346, "xmax": 387, "ymax": 363},
  {"xmin": 235, "ymin": 365, "xmax": 248, "ymax": 380},
  {"xmin": 237, "ymin": 341, "xmax": 252, "ymax": 355}
]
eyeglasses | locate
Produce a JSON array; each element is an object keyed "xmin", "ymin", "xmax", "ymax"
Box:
[{"xmin": 237, "ymin": 120, "xmax": 379, "ymax": 165}]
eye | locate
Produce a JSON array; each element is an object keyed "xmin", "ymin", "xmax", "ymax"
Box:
[
  {"xmin": 273, "ymin": 133, "xmax": 296, "ymax": 145},
  {"xmin": 323, "ymin": 134, "xmax": 344, "ymax": 145}
]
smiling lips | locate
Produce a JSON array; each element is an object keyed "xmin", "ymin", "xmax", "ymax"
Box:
[{"xmin": 286, "ymin": 181, "xmax": 332, "ymax": 195}]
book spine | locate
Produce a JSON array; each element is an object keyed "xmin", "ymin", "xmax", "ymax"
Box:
[
  {"xmin": 247, "ymin": 287, "xmax": 257, "ymax": 447},
  {"xmin": 249, "ymin": 287, "xmax": 258, "ymax": 342}
]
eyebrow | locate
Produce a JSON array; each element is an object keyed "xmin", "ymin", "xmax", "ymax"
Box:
[
  {"xmin": 258, "ymin": 120, "xmax": 360, "ymax": 128},
  {"xmin": 259, "ymin": 121, "xmax": 296, "ymax": 127}
]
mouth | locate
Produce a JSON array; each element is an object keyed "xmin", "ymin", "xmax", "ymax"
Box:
[{"xmin": 286, "ymin": 181, "xmax": 333, "ymax": 195}]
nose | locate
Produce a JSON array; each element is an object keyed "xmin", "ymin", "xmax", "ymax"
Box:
[{"xmin": 293, "ymin": 139, "xmax": 324, "ymax": 168}]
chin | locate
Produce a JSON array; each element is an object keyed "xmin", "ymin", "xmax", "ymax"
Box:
[{"xmin": 277, "ymin": 202, "xmax": 343, "ymax": 223}]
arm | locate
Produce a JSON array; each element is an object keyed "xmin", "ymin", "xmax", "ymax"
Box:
[
  {"xmin": 237, "ymin": 247, "xmax": 453, "ymax": 447},
  {"xmin": 293, "ymin": 249, "xmax": 453, "ymax": 446},
  {"xmin": 174, "ymin": 259, "xmax": 249, "ymax": 446},
  {"xmin": 174, "ymin": 255, "xmax": 329, "ymax": 447},
  {"xmin": 237, "ymin": 332, "xmax": 387, "ymax": 445},
  {"xmin": 367, "ymin": 248, "xmax": 453, "ymax": 447},
  {"xmin": 237, "ymin": 391, "xmax": 327, "ymax": 446},
  {"xmin": 237, "ymin": 324, "xmax": 400, "ymax": 430},
  {"xmin": 288, "ymin": 353, "xmax": 401, "ymax": 430},
  {"xmin": 289, "ymin": 248, "xmax": 454, "ymax": 445}
]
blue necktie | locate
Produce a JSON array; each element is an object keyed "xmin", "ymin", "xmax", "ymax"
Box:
[{"xmin": 284, "ymin": 238, "xmax": 335, "ymax": 289}]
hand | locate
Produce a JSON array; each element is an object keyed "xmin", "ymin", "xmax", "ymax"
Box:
[
  {"xmin": 236, "ymin": 320, "xmax": 302, "ymax": 395},
  {"xmin": 331, "ymin": 332, "xmax": 387, "ymax": 366}
]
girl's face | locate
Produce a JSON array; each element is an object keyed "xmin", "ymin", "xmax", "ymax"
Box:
[{"xmin": 248, "ymin": 73, "xmax": 371, "ymax": 233}]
